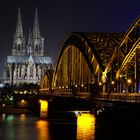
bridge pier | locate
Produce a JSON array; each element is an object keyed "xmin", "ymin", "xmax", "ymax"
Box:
[{"xmin": 47, "ymin": 96, "xmax": 95, "ymax": 119}]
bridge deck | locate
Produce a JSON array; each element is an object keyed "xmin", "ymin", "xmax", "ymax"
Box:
[
  {"xmin": 96, "ymin": 93, "xmax": 140, "ymax": 103},
  {"xmin": 39, "ymin": 91, "xmax": 140, "ymax": 103}
]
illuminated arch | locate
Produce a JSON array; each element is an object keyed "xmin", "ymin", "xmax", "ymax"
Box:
[
  {"xmin": 52, "ymin": 32, "xmax": 121, "ymax": 89},
  {"xmin": 40, "ymin": 69, "xmax": 53, "ymax": 91},
  {"xmin": 101, "ymin": 15, "xmax": 140, "ymax": 93},
  {"xmin": 105, "ymin": 15, "xmax": 140, "ymax": 77}
]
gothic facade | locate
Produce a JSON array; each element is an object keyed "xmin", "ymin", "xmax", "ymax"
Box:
[{"xmin": 3, "ymin": 9, "xmax": 52, "ymax": 86}]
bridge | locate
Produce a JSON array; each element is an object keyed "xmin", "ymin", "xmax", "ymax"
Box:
[
  {"xmin": 2, "ymin": 15, "xmax": 140, "ymax": 110},
  {"xmin": 39, "ymin": 15, "xmax": 140, "ymax": 104}
]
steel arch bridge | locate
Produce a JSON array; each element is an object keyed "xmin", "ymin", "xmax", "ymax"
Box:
[{"xmin": 41, "ymin": 15, "xmax": 140, "ymax": 96}]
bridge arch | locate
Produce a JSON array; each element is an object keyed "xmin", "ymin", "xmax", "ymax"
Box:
[
  {"xmin": 40, "ymin": 69, "xmax": 53, "ymax": 93},
  {"xmin": 104, "ymin": 15, "xmax": 140, "ymax": 93},
  {"xmin": 52, "ymin": 32, "xmax": 121, "ymax": 94}
]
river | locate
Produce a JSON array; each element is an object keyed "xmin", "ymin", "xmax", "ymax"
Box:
[{"xmin": 0, "ymin": 108, "xmax": 140, "ymax": 140}]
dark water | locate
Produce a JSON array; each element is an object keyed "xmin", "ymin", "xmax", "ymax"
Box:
[
  {"xmin": 94, "ymin": 104, "xmax": 140, "ymax": 140},
  {"xmin": 0, "ymin": 110, "xmax": 140, "ymax": 140},
  {"xmin": 0, "ymin": 113, "xmax": 95, "ymax": 140}
]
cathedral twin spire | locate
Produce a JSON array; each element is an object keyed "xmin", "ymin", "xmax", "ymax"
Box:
[
  {"xmin": 15, "ymin": 8, "xmax": 23, "ymax": 38},
  {"xmin": 12, "ymin": 8, "xmax": 44, "ymax": 56},
  {"xmin": 33, "ymin": 9, "xmax": 40, "ymax": 38}
]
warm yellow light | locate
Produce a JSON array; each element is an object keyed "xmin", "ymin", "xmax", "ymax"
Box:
[
  {"xmin": 24, "ymin": 90, "xmax": 27, "ymax": 94},
  {"xmin": 21, "ymin": 99, "xmax": 25, "ymax": 103},
  {"xmin": 39, "ymin": 100, "xmax": 48, "ymax": 117},
  {"xmin": 20, "ymin": 99, "xmax": 27, "ymax": 107},
  {"xmin": 81, "ymin": 84, "xmax": 84, "ymax": 87},
  {"xmin": 127, "ymin": 79, "xmax": 132, "ymax": 84},
  {"xmin": 20, "ymin": 114, "xmax": 26, "ymax": 121},
  {"xmin": 77, "ymin": 113, "xmax": 96, "ymax": 140},
  {"xmin": 75, "ymin": 85, "xmax": 77, "ymax": 88},
  {"xmin": 99, "ymin": 82, "xmax": 102, "ymax": 86},
  {"xmin": 111, "ymin": 81, "xmax": 115, "ymax": 85},
  {"xmin": 36, "ymin": 120, "xmax": 50, "ymax": 140}
]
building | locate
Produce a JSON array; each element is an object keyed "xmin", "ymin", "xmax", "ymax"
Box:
[{"xmin": 3, "ymin": 9, "xmax": 52, "ymax": 86}]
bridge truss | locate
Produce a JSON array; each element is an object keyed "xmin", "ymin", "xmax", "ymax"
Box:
[{"xmin": 42, "ymin": 16, "xmax": 140, "ymax": 95}]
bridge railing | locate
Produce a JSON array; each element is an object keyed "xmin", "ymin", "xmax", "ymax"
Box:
[
  {"xmin": 39, "ymin": 90, "xmax": 140, "ymax": 103},
  {"xmin": 98, "ymin": 93, "xmax": 140, "ymax": 103}
]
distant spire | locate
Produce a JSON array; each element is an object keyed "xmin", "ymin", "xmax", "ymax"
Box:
[
  {"xmin": 33, "ymin": 8, "xmax": 40, "ymax": 38},
  {"xmin": 15, "ymin": 8, "xmax": 23, "ymax": 37},
  {"xmin": 27, "ymin": 29, "xmax": 33, "ymax": 55},
  {"xmin": 28, "ymin": 29, "xmax": 32, "ymax": 46},
  {"xmin": 12, "ymin": 8, "xmax": 25, "ymax": 55}
]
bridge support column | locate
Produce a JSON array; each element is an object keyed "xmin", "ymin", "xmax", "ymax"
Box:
[
  {"xmin": 102, "ymin": 72, "xmax": 106, "ymax": 93},
  {"xmin": 116, "ymin": 77, "xmax": 120, "ymax": 93},
  {"xmin": 135, "ymin": 48, "xmax": 140, "ymax": 93},
  {"xmin": 125, "ymin": 64, "xmax": 129, "ymax": 93}
]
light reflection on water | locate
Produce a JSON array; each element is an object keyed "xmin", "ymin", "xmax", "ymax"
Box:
[
  {"xmin": 0, "ymin": 114, "xmax": 39, "ymax": 140},
  {"xmin": 77, "ymin": 113, "xmax": 96, "ymax": 140},
  {"xmin": 0, "ymin": 113, "xmax": 95, "ymax": 140},
  {"xmin": 36, "ymin": 120, "xmax": 50, "ymax": 140}
]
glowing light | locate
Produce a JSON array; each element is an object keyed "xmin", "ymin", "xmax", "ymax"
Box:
[
  {"xmin": 74, "ymin": 111, "xmax": 79, "ymax": 116},
  {"xmin": 39, "ymin": 100, "xmax": 48, "ymax": 118},
  {"xmin": 20, "ymin": 114, "xmax": 26, "ymax": 121},
  {"xmin": 122, "ymin": 90, "xmax": 125, "ymax": 93},
  {"xmin": 7, "ymin": 115, "xmax": 14, "ymax": 122},
  {"xmin": 99, "ymin": 82, "xmax": 102, "ymax": 86},
  {"xmin": 2, "ymin": 113, "xmax": 6, "ymax": 120},
  {"xmin": 9, "ymin": 96, "xmax": 13, "ymax": 101},
  {"xmin": 14, "ymin": 91, "xmax": 18, "ymax": 94},
  {"xmin": 21, "ymin": 99, "xmax": 25, "ymax": 103},
  {"xmin": 24, "ymin": 90, "xmax": 27, "ymax": 94},
  {"xmin": 20, "ymin": 99, "xmax": 27, "ymax": 107},
  {"xmin": 127, "ymin": 79, "xmax": 132, "ymax": 84},
  {"xmin": 77, "ymin": 113, "xmax": 96, "ymax": 140},
  {"xmin": 36, "ymin": 120, "xmax": 50, "ymax": 140},
  {"xmin": 111, "ymin": 81, "xmax": 115, "ymax": 85}
]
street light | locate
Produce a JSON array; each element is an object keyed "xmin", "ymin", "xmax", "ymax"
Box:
[
  {"xmin": 127, "ymin": 79, "xmax": 132, "ymax": 84},
  {"xmin": 99, "ymin": 82, "xmax": 102, "ymax": 86},
  {"xmin": 111, "ymin": 81, "xmax": 115, "ymax": 85}
]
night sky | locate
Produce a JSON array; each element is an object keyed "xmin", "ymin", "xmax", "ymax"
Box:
[{"xmin": 0, "ymin": 0, "xmax": 140, "ymax": 79}]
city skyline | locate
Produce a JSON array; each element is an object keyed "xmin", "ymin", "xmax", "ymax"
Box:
[{"xmin": 0, "ymin": 0, "xmax": 140, "ymax": 79}]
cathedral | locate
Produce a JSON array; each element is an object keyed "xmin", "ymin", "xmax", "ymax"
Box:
[{"xmin": 3, "ymin": 9, "xmax": 52, "ymax": 86}]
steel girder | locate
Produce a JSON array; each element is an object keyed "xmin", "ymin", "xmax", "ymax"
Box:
[
  {"xmin": 53, "ymin": 32, "xmax": 123, "ymax": 85},
  {"xmin": 113, "ymin": 16, "xmax": 140, "ymax": 79}
]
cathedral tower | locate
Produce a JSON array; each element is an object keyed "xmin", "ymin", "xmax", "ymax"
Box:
[
  {"xmin": 4, "ymin": 8, "xmax": 52, "ymax": 86},
  {"xmin": 32, "ymin": 8, "xmax": 44, "ymax": 56},
  {"xmin": 12, "ymin": 8, "xmax": 25, "ymax": 55}
]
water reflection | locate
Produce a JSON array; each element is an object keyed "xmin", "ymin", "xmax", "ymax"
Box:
[
  {"xmin": 20, "ymin": 114, "xmax": 26, "ymax": 121},
  {"xmin": 2, "ymin": 113, "xmax": 6, "ymax": 120},
  {"xmin": 0, "ymin": 112, "xmax": 96, "ymax": 140},
  {"xmin": 6, "ymin": 114, "xmax": 14, "ymax": 140},
  {"xmin": 0, "ymin": 114, "xmax": 38, "ymax": 140},
  {"xmin": 36, "ymin": 120, "xmax": 50, "ymax": 140},
  {"xmin": 76, "ymin": 113, "xmax": 96, "ymax": 140}
]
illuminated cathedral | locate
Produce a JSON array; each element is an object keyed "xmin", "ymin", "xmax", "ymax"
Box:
[{"xmin": 3, "ymin": 9, "xmax": 52, "ymax": 86}]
